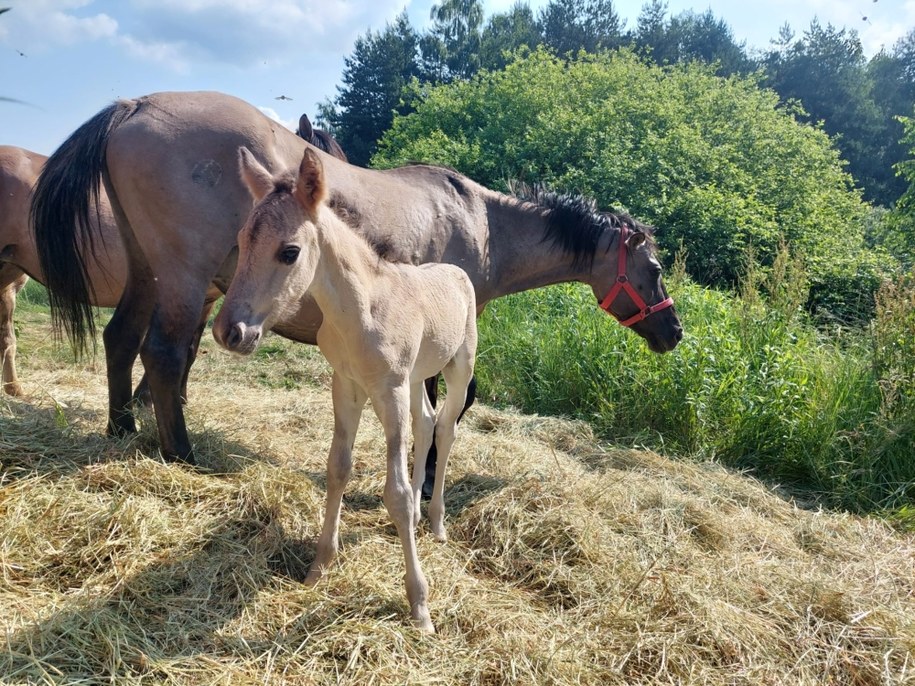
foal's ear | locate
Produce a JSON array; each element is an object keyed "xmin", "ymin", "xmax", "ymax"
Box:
[
  {"xmin": 238, "ymin": 147, "xmax": 275, "ymax": 201},
  {"xmin": 294, "ymin": 147, "xmax": 327, "ymax": 215}
]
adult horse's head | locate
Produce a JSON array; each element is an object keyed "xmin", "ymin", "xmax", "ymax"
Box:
[
  {"xmin": 213, "ymin": 146, "xmax": 327, "ymax": 355},
  {"xmin": 523, "ymin": 188, "xmax": 683, "ymax": 353}
]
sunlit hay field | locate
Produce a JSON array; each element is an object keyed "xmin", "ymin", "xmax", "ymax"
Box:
[{"xmin": 2, "ymin": 309, "xmax": 914, "ymax": 685}]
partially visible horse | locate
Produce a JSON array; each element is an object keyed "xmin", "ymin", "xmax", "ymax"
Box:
[
  {"xmin": 296, "ymin": 114, "xmax": 347, "ymax": 162},
  {"xmin": 0, "ymin": 145, "xmax": 127, "ymax": 396},
  {"xmin": 2, "ymin": 123, "xmax": 348, "ymax": 399},
  {"xmin": 31, "ymin": 91, "xmax": 682, "ymax": 466},
  {"xmin": 215, "ymin": 146, "xmax": 476, "ymax": 632}
]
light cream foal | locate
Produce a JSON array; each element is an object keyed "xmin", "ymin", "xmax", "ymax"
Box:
[{"xmin": 213, "ymin": 147, "xmax": 478, "ymax": 633}]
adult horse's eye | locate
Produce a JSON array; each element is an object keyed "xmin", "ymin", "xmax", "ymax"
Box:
[{"xmin": 278, "ymin": 245, "xmax": 300, "ymax": 265}]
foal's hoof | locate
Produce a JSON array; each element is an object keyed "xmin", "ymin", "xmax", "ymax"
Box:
[
  {"xmin": 2, "ymin": 381, "xmax": 24, "ymax": 397},
  {"xmin": 412, "ymin": 614, "xmax": 435, "ymax": 634}
]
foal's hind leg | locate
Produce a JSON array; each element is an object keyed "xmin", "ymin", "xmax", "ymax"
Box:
[
  {"xmin": 410, "ymin": 380, "xmax": 435, "ymax": 527},
  {"xmin": 428, "ymin": 352, "xmax": 476, "ymax": 542},
  {"xmin": 306, "ymin": 373, "xmax": 365, "ymax": 585},
  {"xmin": 0, "ymin": 270, "xmax": 28, "ymax": 397},
  {"xmin": 421, "ymin": 374, "xmax": 477, "ymax": 499}
]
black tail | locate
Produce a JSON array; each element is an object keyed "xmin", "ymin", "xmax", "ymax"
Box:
[{"xmin": 30, "ymin": 100, "xmax": 134, "ymax": 356}]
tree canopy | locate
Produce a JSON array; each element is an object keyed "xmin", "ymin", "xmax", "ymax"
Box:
[{"xmin": 373, "ymin": 49, "xmax": 892, "ymax": 319}]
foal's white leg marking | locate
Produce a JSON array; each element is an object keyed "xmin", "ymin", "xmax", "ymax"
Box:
[
  {"xmin": 306, "ymin": 373, "xmax": 365, "ymax": 586},
  {"xmin": 428, "ymin": 350, "xmax": 475, "ymax": 542},
  {"xmin": 410, "ymin": 380, "xmax": 435, "ymax": 528},
  {"xmin": 373, "ymin": 381, "xmax": 434, "ymax": 633}
]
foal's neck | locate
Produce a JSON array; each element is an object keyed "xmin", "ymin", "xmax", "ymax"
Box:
[{"xmin": 308, "ymin": 210, "xmax": 380, "ymax": 326}]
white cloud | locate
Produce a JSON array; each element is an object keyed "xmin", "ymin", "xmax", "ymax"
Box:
[
  {"xmin": 1, "ymin": 0, "xmax": 406, "ymax": 70},
  {"xmin": 1, "ymin": 0, "xmax": 118, "ymax": 50},
  {"xmin": 258, "ymin": 106, "xmax": 298, "ymax": 133}
]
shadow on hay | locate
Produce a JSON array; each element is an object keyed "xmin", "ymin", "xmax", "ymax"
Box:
[
  {"xmin": 0, "ymin": 395, "xmax": 275, "ymax": 481},
  {"xmin": 0, "ymin": 508, "xmax": 334, "ymax": 680}
]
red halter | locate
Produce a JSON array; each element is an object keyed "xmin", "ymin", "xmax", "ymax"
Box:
[{"xmin": 599, "ymin": 224, "xmax": 675, "ymax": 327}]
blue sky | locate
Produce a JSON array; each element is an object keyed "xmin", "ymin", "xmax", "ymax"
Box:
[{"xmin": 2, "ymin": 0, "xmax": 912, "ymax": 155}]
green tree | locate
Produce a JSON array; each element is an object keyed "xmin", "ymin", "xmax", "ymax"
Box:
[
  {"xmin": 538, "ymin": 0, "xmax": 623, "ymax": 55},
  {"xmin": 886, "ymin": 113, "xmax": 915, "ymax": 266},
  {"xmin": 634, "ymin": 2, "xmax": 754, "ymax": 76},
  {"xmin": 763, "ymin": 20, "xmax": 886, "ymax": 205},
  {"xmin": 374, "ymin": 48, "xmax": 892, "ymax": 318},
  {"xmin": 420, "ymin": 0, "xmax": 485, "ymax": 82},
  {"xmin": 479, "ymin": 2, "xmax": 541, "ymax": 72},
  {"xmin": 867, "ymin": 29, "xmax": 915, "ymax": 206},
  {"xmin": 317, "ymin": 12, "xmax": 420, "ymax": 166}
]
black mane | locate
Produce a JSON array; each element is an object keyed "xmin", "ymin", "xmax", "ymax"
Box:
[{"xmin": 513, "ymin": 184, "xmax": 654, "ymax": 268}]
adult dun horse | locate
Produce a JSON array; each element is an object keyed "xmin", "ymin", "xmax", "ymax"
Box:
[
  {"xmin": 2, "ymin": 123, "xmax": 344, "ymax": 398},
  {"xmin": 31, "ymin": 90, "xmax": 682, "ymax": 466},
  {"xmin": 215, "ymin": 146, "xmax": 477, "ymax": 632}
]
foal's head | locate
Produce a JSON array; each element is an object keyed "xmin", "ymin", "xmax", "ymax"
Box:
[
  {"xmin": 528, "ymin": 189, "xmax": 683, "ymax": 353},
  {"xmin": 213, "ymin": 147, "xmax": 328, "ymax": 355}
]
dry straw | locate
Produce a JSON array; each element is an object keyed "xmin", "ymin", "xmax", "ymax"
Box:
[{"xmin": 1, "ymin": 315, "xmax": 913, "ymax": 684}]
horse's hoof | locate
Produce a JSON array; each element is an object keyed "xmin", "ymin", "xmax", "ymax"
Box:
[
  {"xmin": 107, "ymin": 420, "xmax": 138, "ymax": 437},
  {"xmin": 412, "ymin": 613, "xmax": 435, "ymax": 634},
  {"xmin": 3, "ymin": 382, "xmax": 24, "ymax": 397}
]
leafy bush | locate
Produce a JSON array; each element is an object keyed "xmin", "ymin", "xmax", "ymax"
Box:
[
  {"xmin": 375, "ymin": 48, "xmax": 897, "ymax": 320},
  {"xmin": 473, "ymin": 251, "xmax": 915, "ymax": 516}
]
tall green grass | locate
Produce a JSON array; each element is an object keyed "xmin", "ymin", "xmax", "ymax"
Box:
[{"xmin": 475, "ymin": 254, "xmax": 915, "ymax": 519}]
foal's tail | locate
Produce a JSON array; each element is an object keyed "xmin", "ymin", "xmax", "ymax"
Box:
[{"xmin": 31, "ymin": 100, "xmax": 135, "ymax": 356}]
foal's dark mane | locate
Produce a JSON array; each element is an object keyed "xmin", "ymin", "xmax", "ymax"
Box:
[{"xmin": 513, "ymin": 183, "xmax": 655, "ymax": 269}]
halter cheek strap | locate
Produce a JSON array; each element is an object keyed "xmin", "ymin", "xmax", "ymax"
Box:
[{"xmin": 599, "ymin": 224, "xmax": 675, "ymax": 328}]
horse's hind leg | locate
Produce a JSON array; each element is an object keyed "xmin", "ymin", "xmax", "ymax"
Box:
[
  {"xmin": 428, "ymin": 351, "xmax": 476, "ymax": 542},
  {"xmin": 0, "ymin": 270, "xmax": 28, "ymax": 397},
  {"xmin": 139, "ymin": 286, "xmax": 211, "ymax": 463},
  {"xmin": 306, "ymin": 373, "xmax": 365, "ymax": 585},
  {"xmin": 132, "ymin": 286, "xmax": 220, "ymax": 406},
  {"xmin": 421, "ymin": 374, "xmax": 477, "ymax": 499}
]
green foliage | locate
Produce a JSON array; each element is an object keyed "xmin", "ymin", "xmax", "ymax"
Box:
[
  {"xmin": 886, "ymin": 112, "xmax": 915, "ymax": 265},
  {"xmin": 762, "ymin": 20, "xmax": 892, "ymax": 207},
  {"xmin": 473, "ymin": 254, "xmax": 915, "ymax": 515},
  {"xmin": 633, "ymin": 1, "xmax": 755, "ymax": 77},
  {"xmin": 374, "ymin": 48, "xmax": 890, "ymax": 319},
  {"xmin": 538, "ymin": 0, "xmax": 622, "ymax": 55},
  {"xmin": 316, "ymin": 12, "xmax": 420, "ymax": 166}
]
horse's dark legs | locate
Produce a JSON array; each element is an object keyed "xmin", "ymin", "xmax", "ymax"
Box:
[
  {"xmin": 104, "ymin": 283, "xmax": 155, "ymax": 437},
  {"xmin": 132, "ymin": 292, "xmax": 218, "ymax": 406},
  {"xmin": 421, "ymin": 374, "xmax": 477, "ymax": 499},
  {"xmin": 139, "ymin": 302, "xmax": 202, "ymax": 463}
]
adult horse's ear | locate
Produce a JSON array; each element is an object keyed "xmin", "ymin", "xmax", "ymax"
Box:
[
  {"xmin": 298, "ymin": 114, "xmax": 314, "ymax": 141},
  {"xmin": 238, "ymin": 147, "xmax": 274, "ymax": 201},
  {"xmin": 626, "ymin": 231, "xmax": 647, "ymax": 250},
  {"xmin": 295, "ymin": 148, "xmax": 326, "ymax": 215}
]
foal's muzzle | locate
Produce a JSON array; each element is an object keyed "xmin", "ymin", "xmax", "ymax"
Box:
[{"xmin": 215, "ymin": 320, "xmax": 262, "ymax": 355}]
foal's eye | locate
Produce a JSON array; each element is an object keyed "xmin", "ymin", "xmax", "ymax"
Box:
[{"xmin": 278, "ymin": 246, "xmax": 300, "ymax": 265}]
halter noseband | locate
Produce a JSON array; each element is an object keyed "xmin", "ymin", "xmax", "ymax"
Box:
[{"xmin": 599, "ymin": 223, "xmax": 675, "ymax": 327}]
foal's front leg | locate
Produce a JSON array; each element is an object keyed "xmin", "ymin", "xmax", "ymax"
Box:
[
  {"xmin": 375, "ymin": 382, "xmax": 434, "ymax": 633},
  {"xmin": 306, "ymin": 373, "xmax": 365, "ymax": 585}
]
